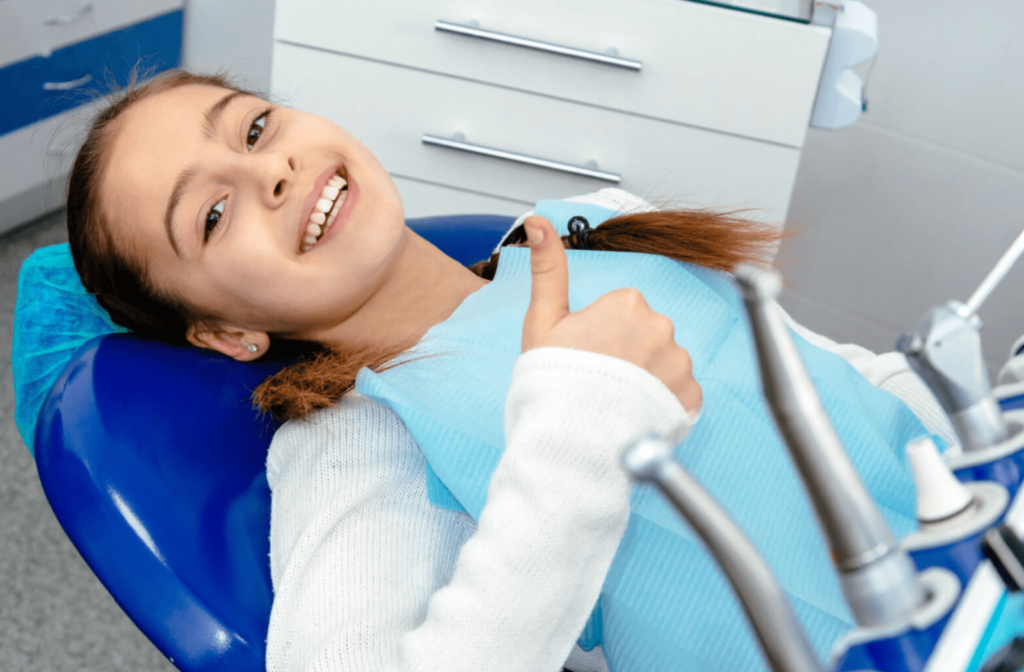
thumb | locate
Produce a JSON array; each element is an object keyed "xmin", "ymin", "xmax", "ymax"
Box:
[{"xmin": 522, "ymin": 216, "xmax": 570, "ymax": 350}]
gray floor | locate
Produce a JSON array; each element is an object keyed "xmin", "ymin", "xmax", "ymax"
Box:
[{"xmin": 0, "ymin": 210, "xmax": 175, "ymax": 672}]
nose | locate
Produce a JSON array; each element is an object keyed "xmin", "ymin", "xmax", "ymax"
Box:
[{"xmin": 254, "ymin": 153, "xmax": 298, "ymax": 207}]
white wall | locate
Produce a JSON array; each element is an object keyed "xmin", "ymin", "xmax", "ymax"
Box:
[
  {"xmin": 778, "ymin": 0, "xmax": 1024, "ymax": 375},
  {"xmin": 181, "ymin": 0, "xmax": 276, "ymax": 93}
]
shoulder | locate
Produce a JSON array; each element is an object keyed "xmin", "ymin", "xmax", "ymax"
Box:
[{"xmin": 266, "ymin": 391, "xmax": 417, "ymax": 491}]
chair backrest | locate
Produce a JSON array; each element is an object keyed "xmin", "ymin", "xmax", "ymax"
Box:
[{"xmin": 32, "ymin": 215, "xmax": 515, "ymax": 672}]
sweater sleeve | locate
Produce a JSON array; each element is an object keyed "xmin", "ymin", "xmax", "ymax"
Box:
[{"xmin": 265, "ymin": 347, "xmax": 691, "ymax": 672}]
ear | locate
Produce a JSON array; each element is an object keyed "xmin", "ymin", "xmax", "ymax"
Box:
[{"xmin": 186, "ymin": 324, "xmax": 270, "ymax": 362}]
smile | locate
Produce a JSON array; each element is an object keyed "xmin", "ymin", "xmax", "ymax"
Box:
[{"xmin": 300, "ymin": 168, "xmax": 349, "ymax": 253}]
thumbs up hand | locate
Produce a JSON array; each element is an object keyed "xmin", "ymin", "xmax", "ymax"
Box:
[{"xmin": 521, "ymin": 216, "xmax": 702, "ymax": 416}]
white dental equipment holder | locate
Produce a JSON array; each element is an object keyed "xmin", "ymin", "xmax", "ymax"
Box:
[{"xmin": 810, "ymin": 0, "xmax": 878, "ymax": 129}]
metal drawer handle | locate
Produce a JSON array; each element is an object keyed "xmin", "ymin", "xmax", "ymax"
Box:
[
  {"xmin": 43, "ymin": 74, "xmax": 93, "ymax": 91},
  {"xmin": 422, "ymin": 134, "xmax": 621, "ymax": 183},
  {"xmin": 435, "ymin": 20, "xmax": 642, "ymax": 72},
  {"xmin": 44, "ymin": 3, "xmax": 94, "ymax": 26}
]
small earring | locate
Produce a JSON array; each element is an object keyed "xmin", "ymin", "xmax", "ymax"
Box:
[{"xmin": 246, "ymin": 343, "xmax": 258, "ymax": 354}]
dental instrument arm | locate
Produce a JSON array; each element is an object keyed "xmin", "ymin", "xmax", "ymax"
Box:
[
  {"xmin": 734, "ymin": 264, "xmax": 925, "ymax": 627},
  {"xmin": 895, "ymin": 224, "xmax": 1024, "ymax": 452},
  {"xmin": 624, "ymin": 436, "xmax": 820, "ymax": 672},
  {"xmin": 897, "ymin": 301, "xmax": 1007, "ymax": 452}
]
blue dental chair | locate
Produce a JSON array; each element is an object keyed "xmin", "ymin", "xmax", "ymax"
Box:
[{"xmin": 27, "ymin": 214, "xmax": 517, "ymax": 672}]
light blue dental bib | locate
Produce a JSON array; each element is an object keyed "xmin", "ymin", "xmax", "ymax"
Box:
[{"xmin": 356, "ymin": 202, "xmax": 937, "ymax": 672}]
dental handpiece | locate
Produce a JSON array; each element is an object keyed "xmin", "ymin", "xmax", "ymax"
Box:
[
  {"xmin": 734, "ymin": 264, "xmax": 925, "ymax": 627},
  {"xmin": 624, "ymin": 437, "xmax": 820, "ymax": 672}
]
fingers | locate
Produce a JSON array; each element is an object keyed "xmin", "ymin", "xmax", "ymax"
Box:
[
  {"xmin": 652, "ymin": 344, "xmax": 702, "ymax": 416},
  {"xmin": 585, "ymin": 290, "xmax": 701, "ymax": 413},
  {"xmin": 522, "ymin": 217, "xmax": 570, "ymax": 351}
]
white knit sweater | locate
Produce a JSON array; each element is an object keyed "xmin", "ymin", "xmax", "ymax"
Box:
[
  {"xmin": 265, "ymin": 190, "xmax": 959, "ymax": 672},
  {"xmin": 266, "ymin": 348, "xmax": 692, "ymax": 672}
]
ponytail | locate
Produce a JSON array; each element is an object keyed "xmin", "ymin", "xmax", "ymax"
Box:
[{"xmin": 469, "ymin": 208, "xmax": 779, "ymax": 280}]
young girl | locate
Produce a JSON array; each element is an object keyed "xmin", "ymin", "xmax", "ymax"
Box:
[{"xmin": 64, "ymin": 71, "xmax": 954, "ymax": 672}]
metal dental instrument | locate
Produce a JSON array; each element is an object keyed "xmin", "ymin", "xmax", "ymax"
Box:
[
  {"xmin": 624, "ymin": 436, "xmax": 821, "ymax": 672},
  {"xmin": 895, "ymin": 226, "xmax": 1024, "ymax": 452},
  {"xmin": 734, "ymin": 264, "xmax": 925, "ymax": 627},
  {"xmin": 897, "ymin": 301, "xmax": 1007, "ymax": 452}
]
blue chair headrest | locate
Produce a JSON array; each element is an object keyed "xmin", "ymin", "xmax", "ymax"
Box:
[{"xmin": 37, "ymin": 334, "xmax": 282, "ymax": 670}]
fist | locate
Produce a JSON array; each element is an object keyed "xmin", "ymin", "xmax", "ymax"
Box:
[{"xmin": 520, "ymin": 216, "xmax": 702, "ymax": 415}]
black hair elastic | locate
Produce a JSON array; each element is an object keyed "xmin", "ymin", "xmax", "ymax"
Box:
[{"xmin": 567, "ymin": 216, "xmax": 592, "ymax": 250}]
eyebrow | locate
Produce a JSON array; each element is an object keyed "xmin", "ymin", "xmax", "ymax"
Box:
[
  {"xmin": 203, "ymin": 90, "xmax": 246, "ymax": 140},
  {"xmin": 163, "ymin": 91, "xmax": 247, "ymax": 255},
  {"xmin": 164, "ymin": 163, "xmax": 201, "ymax": 256}
]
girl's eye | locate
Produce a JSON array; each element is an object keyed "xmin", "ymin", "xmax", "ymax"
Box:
[
  {"xmin": 247, "ymin": 111, "xmax": 269, "ymax": 150},
  {"xmin": 205, "ymin": 198, "xmax": 226, "ymax": 242}
]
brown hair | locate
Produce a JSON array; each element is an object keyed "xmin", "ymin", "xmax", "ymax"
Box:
[
  {"xmin": 65, "ymin": 70, "xmax": 782, "ymax": 423},
  {"xmin": 253, "ymin": 208, "xmax": 783, "ymax": 420},
  {"xmin": 66, "ymin": 70, "xmax": 256, "ymax": 343}
]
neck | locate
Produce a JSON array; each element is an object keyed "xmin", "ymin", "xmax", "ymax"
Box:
[{"xmin": 315, "ymin": 228, "xmax": 488, "ymax": 352}]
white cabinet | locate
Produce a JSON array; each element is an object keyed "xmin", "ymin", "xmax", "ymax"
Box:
[{"xmin": 271, "ymin": 0, "xmax": 832, "ymax": 223}]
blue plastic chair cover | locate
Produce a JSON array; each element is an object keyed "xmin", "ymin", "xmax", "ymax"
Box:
[{"xmin": 12, "ymin": 244, "xmax": 128, "ymax": 453}]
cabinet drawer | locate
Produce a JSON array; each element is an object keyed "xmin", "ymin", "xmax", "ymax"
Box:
[
  {"xmin": 0, "ymin": 0, "xmax": 183, "ymax": 68},
  {"xmin": 275, "ymin": 0, "xmax": 830, "ymax": 148},
  {"xmin": 0, "ymin": 10, "xmax": 182, "ymax": 136},
  {"xmin": 274, "ymin": 44, "xmax": 800, "ymax": 226}
]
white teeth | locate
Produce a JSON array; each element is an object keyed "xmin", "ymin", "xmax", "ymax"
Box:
[
  {"xmin": 301, "ymin": 170, "xmax": 349, "ymax": 254},
  {"xmin": 326, "ymin": 188, "xmax": 346, "ymax": 227}
]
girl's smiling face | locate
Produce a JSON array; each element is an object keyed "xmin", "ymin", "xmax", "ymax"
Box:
[{"xmin": 100, "ymin": 84, "xmax": 407, "ymax": 354}]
